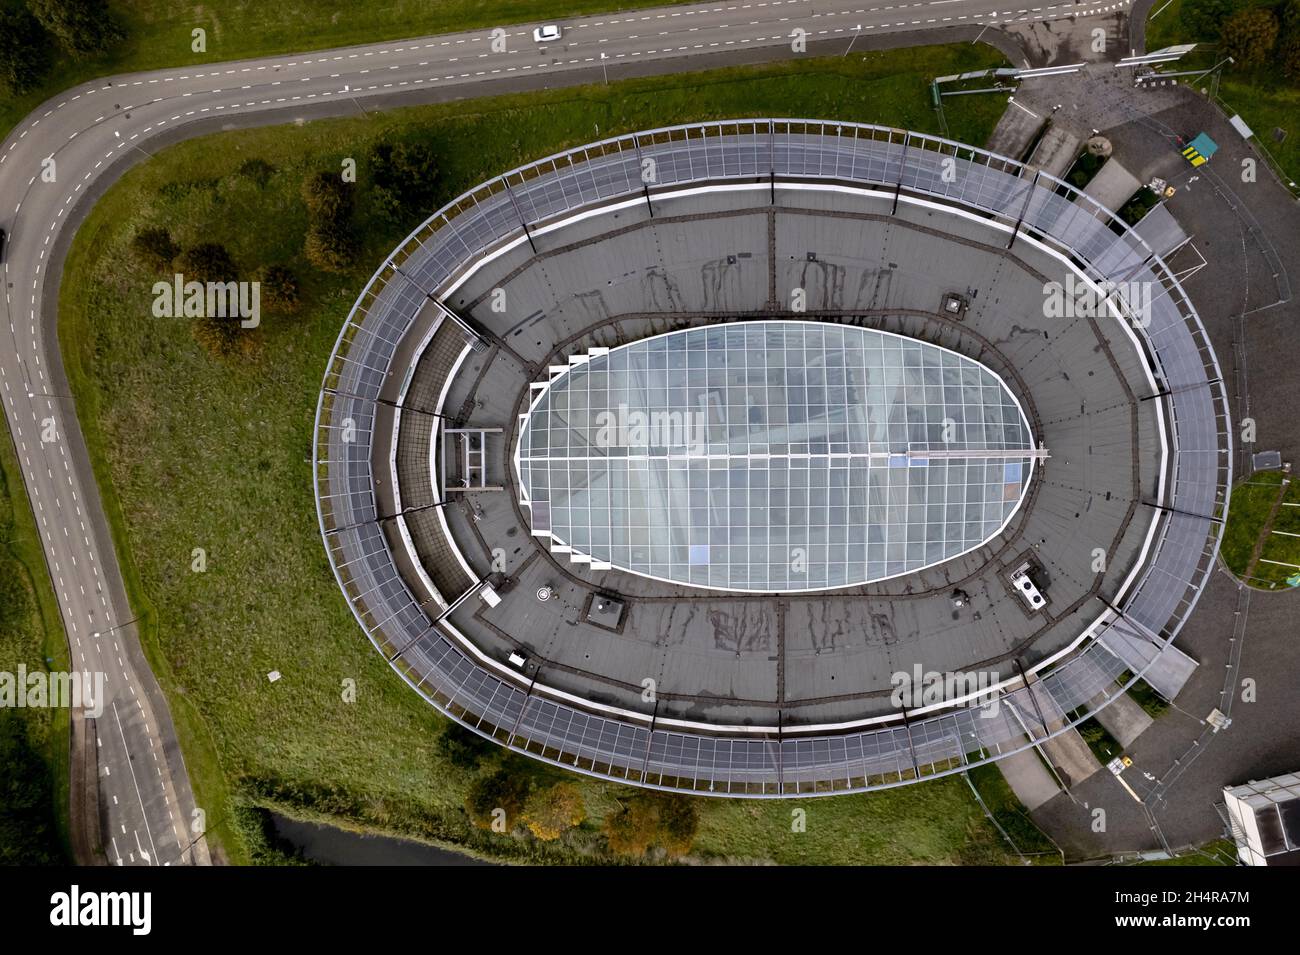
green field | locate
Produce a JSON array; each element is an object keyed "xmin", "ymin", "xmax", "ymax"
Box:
[
  {"xmin": 1221, "ymin": 470, "xmax": 1300, "ymax": 589},
  {"xmin": 1249, "ymin": 474, "xmax": 1300, "ymax": 587},
  {"xmin": 1215, "ymin": 78, "xmax": 1300, "ymax": 190},
  {"xmin": 55, "ymin": 48, "xmax": 1035, "ymax": 864},
  {"xmin": 1138, "ymin": 838, "xmax": 1239, "ymax": 865},
  {"xmin": 0, "ymin": 413, "xmax": 71, "ymax": 864}
]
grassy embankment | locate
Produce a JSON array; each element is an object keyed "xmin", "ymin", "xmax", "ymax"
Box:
[
  {"xmin": 1221, "ymin": 470, "xmax": 1300, "ymax": 589},
  {"xmin": 0, "ymin": 413, "xmax": 72, "ymax": 863}
]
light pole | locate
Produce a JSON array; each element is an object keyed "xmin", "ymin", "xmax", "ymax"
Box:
[
  {"xmin": 341, "ymin": 83, "xmax": 369, "ymax": 117},
  {"xmin": 600, "ymin": 51, "xmax": 609, "ymax": 85},
  {"xmin": 112, "ymin": 129, "xmax": 154, "ymax": 160},
  {"xmin": 844, "ymin": 24, "xmax": 862, "ymax": 57},
  {"xmin": 26, "ymin": 389, "xmax": 74, "ymax": 401}
]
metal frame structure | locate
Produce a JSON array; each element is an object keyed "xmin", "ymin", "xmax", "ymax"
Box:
[
  {"xmin": 313, "ymin": 120, "xmax": 1231, "ymax": 797},
  {"xmin": 513, "ymin": 321, "xmax": 1039, "ymax": 593}
]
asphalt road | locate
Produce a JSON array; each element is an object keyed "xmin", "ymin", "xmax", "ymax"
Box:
[{"xmin": 0, "ymin": 0, "xmax": 1129, "ymax": 865}]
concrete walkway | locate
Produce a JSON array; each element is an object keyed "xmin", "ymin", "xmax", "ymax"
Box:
[
  {"xmin": 1090, "ymin": 692, "xmax": 1155, "ymax": 749},
  {"xmin": 997, "ymin": 745, "xmax": 1063, "ymax": 811}
]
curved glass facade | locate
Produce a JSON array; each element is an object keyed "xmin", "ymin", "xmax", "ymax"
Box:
[{"xmin": 516, "ymin": 321, "xmax": 1036, "ymax": 591}]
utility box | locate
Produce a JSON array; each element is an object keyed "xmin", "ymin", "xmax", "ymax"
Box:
[{"xmin": 1009, "ymin": 561, "xmax": 1047, "ymax": 612}]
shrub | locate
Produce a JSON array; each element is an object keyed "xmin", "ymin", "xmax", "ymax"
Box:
[
  {"xmin": 237, "ymin": 158, "xmax": 277, "ymax": 188},
  {"xmin": 302, "ymin": 171, "xmax": 354, "ymax": 222},
  {"xmin": 434, "ymin": 722, "xmax": 494, "ymax": 770},
  {"xmin": 257, "ymin": 265, "xmax": 300, "ymax": 313},
  {"xmin": 130, "ymin": 227, "xmax": 179, "ymax": 273},
  {"xmin": 302, "ymin": 171, "xmax": 357, "ymax": 272},
  {"xmin": 1279, "ymin": 0, "xmax": 1300, "ymax": 80},
  {"xmin": 176, "ymin": 242, "xmax": 237, "ymax": 284},
  {"xmin": 192, "ymin": 314, "xmax": 258, "ymax": 361},
  {"xmin": 522, "ymin": 783, "xmax": 585, "ymax": 840},
  {"xmin": 303, "ymin": 224, "xmax": 356, "ymax": 273},
  {"xmin": 603, "ymin": 793, "xmax": 700, "ymax": 857},
  {"xmin": 656, "ymin": 795, "xmax": 699, "ymax": 857},
  {"xmin": 464, "ymin": 769, "xmax": 530, "ymax": 831}
]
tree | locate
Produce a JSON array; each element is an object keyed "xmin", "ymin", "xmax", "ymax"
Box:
[
  {"xmin": 257, "ymin": 264, "xmax": 300, "ymax": 313},
  {"xmin": 604, "ymin": 793, "xmax": 700, "ymax": 857},
  {"xmin": 174, "ymin": 243, "xmax": 255, "ymax": 360},
  {"xmin": 1280, "ymin": 30, "xmax": 1300, "ymax": 80},
  {"xmin": 1279, "ymin": 0, "xmax": 1300, "ymax": 80},
  {"xmin": 1180, "ymin": 0, "xmax": 1242, "ymax": 41},
  {"xmin": 0, "ymin": 8, "xmax": 51, "ymax": 95},
  {"xmin": 130, "ymin": 227, "xmax": 179, "ymax": 273},
  {"xmin": 369, "ymin": 139, "xmax": 440, "ymax": 225},
  {"xmin": 27, "ymin": 0, "xmax": 122, "ymax": 60},
  {"xmin": 1282, "ymin": 0, "xmax": 1300, "ymax": 32},
  {"xmin": 522, "ymin": 783, "xmax": 585, "ymax": 841},
  {"xmin": 176, "ymin": 242, "xmax": 237, "ymax": 284},
  {"xmin": 604, "ymin": 796, "xmax": 659, "ymax": 856},
  {"xmin": 464, "ymin": 770, "xmax": 530, "ymax": 831},
  {"xmin": 1221, "ymin": 7, "xmax": 1280, "ymax": 69},
  {"xmin": 302, "ymin": 171, "xmax": 357, "ymax": 272},
  {"xmin": 192, "ymin": 313, "xmax": 256, "ymax": 360},
  {"xmin": 0, "ymin": 710, "xmax": 63, "ymax": 865},
  {"xmin": 302, "ymin": 171, "xmax": 354, "ymax": 223}
]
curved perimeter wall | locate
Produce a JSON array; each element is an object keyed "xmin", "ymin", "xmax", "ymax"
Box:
[{"xmin": 314, "ymin": 120, "xmax": 1231, "ymax": 797}]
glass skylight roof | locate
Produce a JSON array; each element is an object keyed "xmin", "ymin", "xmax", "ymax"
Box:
[{"xmin": 515, "ymin": 321, "xmax": 1037, "ymax": 592}]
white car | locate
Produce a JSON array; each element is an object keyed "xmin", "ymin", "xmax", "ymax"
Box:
[{"xmin": 532, "ymin": 24, "xmax": 562, "ymax": 43}]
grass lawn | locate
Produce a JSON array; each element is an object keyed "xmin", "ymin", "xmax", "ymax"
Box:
[
  {"xmin": 1252, "ymin": 474, "xmax": 1300, "ymax": 587},
  {"xmin": 1126, "ymin": 677, "xmax": 1170, "ymax": 719},
  {"xmin": 1138, "ymin": 838, "xmax": 1238, "ymax": 865},
  {"xmin": 1220, "ymin": 470, "xmax": 1300, "ymax": 589},
  {"xmin": 0, "ymin": 0, "xmax": 703, "ymax": 141},
  {"xmin": 1075, "ymin": 717, "xmax": 1124, "ymax": 765},
  {"xmin": 1145, "ymin": 0, "xmax": 1194, "ymax": 51},
  {"xmin": 691, "ymin": 768, "xmax": 1054, "ymax": 865},
  {"xmin": 0, "ymin": 417, "xmax": 72, "ymax": 864},
  {"xmin": 1215, "ymin": 78, "xmax": 1300, "ymax": 190},
  {"xmin": 56, "ymin": 48, "xmax": 1026, "ymax": 865},
  {"xmin": 966, "ymin": 764, "xmax": 1061, "ymax": 861}
]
